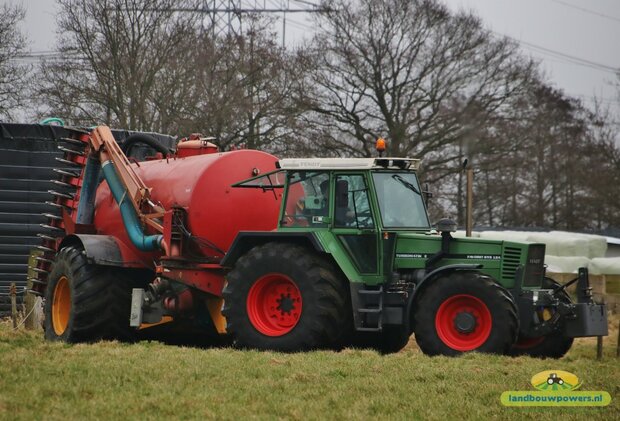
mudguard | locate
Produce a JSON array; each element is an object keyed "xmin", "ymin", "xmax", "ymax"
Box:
[
  {"xmin": 220, "ymin": 231, "xmax": 325, "ymax": 268},
  {"xmin": 405, "ymin": 264, "xmax": 484, "ymax": 332},
  {"xmin": 58, "ymin": 234, "xmax": 149, "ymax": 268}
]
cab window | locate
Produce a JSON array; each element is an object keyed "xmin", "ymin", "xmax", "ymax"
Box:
[
  {"xmin": 372, "ymin": 172, "xmax": 430, "ymax": 228},
  {"xmin": 282, "ymin": 172, "xmax": 330, "ymax": 227},
  {"xmin": 333, "ymin": 174, "xmax": 374, "ymax": 229}
]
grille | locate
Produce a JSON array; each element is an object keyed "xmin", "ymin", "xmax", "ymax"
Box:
[
  {"xmin": 501, "ymin": 246, "xmax": 522, "ymax": 283},
  {"xmin": 523, "ymin": 244, "xmax": 545, "ymax": 287}
]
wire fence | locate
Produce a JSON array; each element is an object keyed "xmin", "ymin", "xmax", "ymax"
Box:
[
  {"xmin": 0, "ymin": 289, "xmax": 41, "ymax": 331},
  {"xmin": 0, "ymin": 288, "xmax": 29, "ymax": 297},
  {"xmin": 4, "ymin": 305, "xmax": 38, "ymax": 331}
]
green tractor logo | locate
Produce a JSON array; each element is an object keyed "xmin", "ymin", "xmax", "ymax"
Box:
[
  {"xmin": 546, "ymin": 373, "xmax": 564, "ymax": 386},
  {"xmin": 531, "ymin": 370, "xmax": 581, "ymax": 391}
]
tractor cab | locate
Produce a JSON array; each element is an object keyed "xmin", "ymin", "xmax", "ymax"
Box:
[
  {"xmin": 234, "ymin": 157, "xmax": 427, "ymax": 230},
  {"xmin": 233, "ymin": 157, "xmax": 431, "ymax": 280},
  {"xmin": 276, "ymin": 158, "xmax": 430, "ymax": 231}
]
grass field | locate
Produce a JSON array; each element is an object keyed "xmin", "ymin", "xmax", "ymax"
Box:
[{"xmin": 0, "ymin": 317, "xmax": 618, "ymax": 420}]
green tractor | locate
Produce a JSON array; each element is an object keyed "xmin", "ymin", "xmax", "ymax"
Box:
[{"xmin": 221, "ymin": 157, "xmax": 607, "ymax": 357}]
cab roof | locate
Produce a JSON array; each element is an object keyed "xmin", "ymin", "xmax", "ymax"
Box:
[{"xmin": 276, "ymin": 157, "xmax": 420, "ymax": 171}]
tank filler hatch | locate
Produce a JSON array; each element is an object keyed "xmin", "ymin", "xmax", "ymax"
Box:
[{"xmin": 176, "ymin": 133, "xmax": 218, "ymax": 158}]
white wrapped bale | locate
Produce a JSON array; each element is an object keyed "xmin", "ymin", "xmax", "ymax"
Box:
[
  {"xmin": 526, "ymin": 233, "xmax": 561, "ymax": 256},
  {"xmin": 585, "ymin": 235, "xmax": 607, "ymax": 258},
  {"xmin": 588, "ymin": 257, "xmax": 620, "ymax": 275},
  {"xmin": 544, "ymin": 255, "xmax": 591, "ymax": 274},
  {"xmin": 453, "ymin": 230, "xmax": 480, "ymax": 238},
  {"xmin": 549, "ymin": 231, "xmax": 607, "ymax": 258},
  {"xmin": 478, "ymin": 231, "xmax": 530, "ymax": 242},
  {"xmin": 553, "ymin": 236, "xmax": 589, "ymax": 257}
]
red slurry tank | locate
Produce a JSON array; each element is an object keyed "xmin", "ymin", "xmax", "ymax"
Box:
[{"xmin": 93, "ymin": 149, "xmax": 281, "ymax": 263}]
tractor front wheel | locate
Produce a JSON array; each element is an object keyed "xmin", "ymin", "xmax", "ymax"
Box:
[
  {"xmin": 222, "ymin": 242, "xmax": 351, "ymax": 351},
  {"xmin": 44, "ymin": 246, "xmax": 137, "ymax": 342},
  {"xmin": 509, "ymin": 278, "xmax": 574, "ymax": 358},
  {"xmin": 413, "ymin": 272, "xmax": 518, "ymax": 356},
  {"xmin": 510, "ymin": 331, "xmax": 574, "ymax": 359}
]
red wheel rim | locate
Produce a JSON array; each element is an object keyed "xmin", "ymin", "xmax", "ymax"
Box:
[
  {"xmin": 435, "ymin": 294, "xmax": 492, "ymax": 351},
  {"xmin": 514, "ymin": 336, "xmax": 545, "ymax": 349},
  {"xmin": 247, "ymin": 273, "xmax": 303, "ymax": 337}
]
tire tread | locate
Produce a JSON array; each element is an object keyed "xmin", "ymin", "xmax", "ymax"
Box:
[{"xmin": 44, "ymin": 246, "xmax": 142, "ymax": 343}]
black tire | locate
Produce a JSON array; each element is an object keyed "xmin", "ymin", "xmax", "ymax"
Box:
[
  {"xmin": 354, "ymin": 325, "xmax": 412, "ymax": 354},
  {"xmin": 509, "ymin": 278, "xmax": 574, "ymax": 359},
  {"xmin": 413, "ymin": 272, "xmax": 518, "ymax": 356},
  {"xmin": 44, "ymin": 246, "xmax": 137, "ymax": 343},
  {"xmin": 222, "ymin": 242, "xmax": 352, "ymax": 351},
  {"xmin": 381, "ymin": 325, "xmax": 412, "ymax": 353}
]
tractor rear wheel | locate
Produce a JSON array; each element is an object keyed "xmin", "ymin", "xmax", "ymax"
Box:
[
  {"xmin": 413, "ymin": 272, "xmax": 518, "ymax": 356},
  {"xmin": 509, "ymin": 278, "xmax": 574, "ymax": 358},
  {"xmin": 222, "ymin": 242, "xmax": 351, "ymax": 351},
  {"xmin": 44, "ymin": 246, "xmax": 137, "ymax": 342}
]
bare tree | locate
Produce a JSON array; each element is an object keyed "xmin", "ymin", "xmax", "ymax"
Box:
[
  {"xmin": 466, "ymin": 78, "xmax": 620, "ymax": 231},
  {"xmin": 37, "ymin": 0, "xmax": 200, "ymax": 131},
  {"xmin": 36, "ymin": 0, "xmax": 307, "ymax": 152},
  {"xmin": 303, "ymin": 0, "xmax": 534, "ymax": 175},
  {"xmin": 573, "ymin": 101, "xmax": 620, "ymax": 230},
  {"xmin": 0, "ymin": 2, "xmax": 28, "ymax": 120},
  {"xmin": 181, "ymin": 20, "xmax": 310, "ymax": 153}
]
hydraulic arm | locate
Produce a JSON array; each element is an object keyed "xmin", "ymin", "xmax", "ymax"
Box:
[{"xmin": 82, "ymin": 126, "xmax": 166, "ymax": 252}]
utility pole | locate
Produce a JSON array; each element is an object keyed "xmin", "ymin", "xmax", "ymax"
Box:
[
  {"xmin": 282, "ymin": 0, "xmax": 287, "ymax": 47},
  {"xmin": 462, "ymin": 158, "xmax": 473, "ymax": 237},
  {"xmin": 466, "ymin": 167, "xmax": 473, "ymax": 237}
]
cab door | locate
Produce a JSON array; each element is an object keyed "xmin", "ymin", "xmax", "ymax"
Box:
[{"xmin": 330, "ymin": 174, "xmax": 380, "ymax": 275}]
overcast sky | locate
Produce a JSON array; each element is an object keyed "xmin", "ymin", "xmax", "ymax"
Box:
[
  {"xmin": 441, "ymin": 0, "xmax": 620, "ymax": 110},
  {"xmin": 8, "ymin": 0, "xmax": 620, "ymax": 115}
]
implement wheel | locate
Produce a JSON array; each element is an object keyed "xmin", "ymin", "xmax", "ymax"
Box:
[
  {"xmin": 509, "ymin": 278, "xmax": 574, "ymax": 358},
  {"xmin": 223, "ymin": 242, "xmax": 351, "ymax": 351},
  {"xmin": 413, "ymin": 272, "xmax": 518, "ymax": 356},
  {"xmin": 44, "ymin": 246, "xmax": 137, "ymax": 342}
]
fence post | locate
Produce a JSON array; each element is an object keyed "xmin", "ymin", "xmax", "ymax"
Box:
[
  {"xmin": 616, "ymin": 321, "xmax": 619, "ymax": 358},
  {"xmin": 25, "ymin": 250, "xmax": 43, "ymax": 330},
  {"xmin": 10, "ymin": 282, "xmax": 17, "ymax": 329}
]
